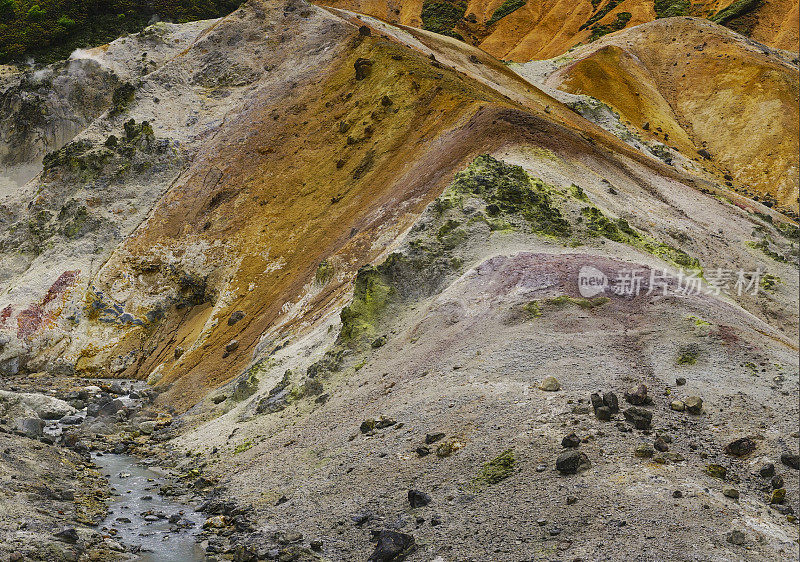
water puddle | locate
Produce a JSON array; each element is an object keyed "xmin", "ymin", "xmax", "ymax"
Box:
[{"xmin": 93, "ymin": 453, "xmax": 205, "ymax": 561}]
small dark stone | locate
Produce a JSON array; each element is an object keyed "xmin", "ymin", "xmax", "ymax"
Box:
[
  {"xmin": 759, "ymin": 463, "xmax": 776, "ymax": 478},
  {"xmin": 780, "ymin": 452, "xmax": 799, "ymax": 470},
  {"xmin": 54, "ymin": 527, "xmax": 79, "ymax": 544},
  {"xmin": 408, "ymin": 489, "xmax": 431, "ymax": 508},
  {"xmin": 697, "ymin": 148, "xmax": 713, "ymax": 160},
  {"xmin": 310, "ymin": 539, "xmax": 323, "ymax": 551},
  {"xmin": 590, "ymin": 393, "xmax": 604, "ymax": 413},
  {"xmin": 772, "ymin": 475, "xmax": 785, "ymax": 489},
  {"xmin": 368, "ymin": 530, "xmax": 415, "ymax": 562},
  {"xmin": 425, "ymin": 433, "xmax": 445, "ymax": 445},
  {"xmin": 228, "ymin": 310, "xmax": 245, "ymax": 325},
  {"xmin": 624, "ymin": 384, "xmax": 648, "ymax": 406},
  {"xmin": 430, "ymin": 514, "xmax": 441, "ymax": 526},
  {"xmin": 726, "ymin": 530, "xmax": 745, "ymax": 545},
  {"xmin": 602, "ymin": 392, "xmax": 619, "ymax": 414},
  {"xmin": 359, "ymin": 25, "xmax": 371, "ymax": 36},
  {"xmin": 724, "ymin": 438, "xmax": 756, "ymax": 457},
  {"xmin": 354, "ymin": 58, "xmax": 373, "ymax": 81},
  {"xmin": 415, "ymin": 447, "xmax": 430, "ymax": 457},
  {"xmin": 654, "ymin": 437, "xmax": 669, "ymax": 452},
  {"xmin": 623, "ymin": 407, "xmax": 653, "ymax": 430},
  {"xmin": 561, "ymin": 433, "xmax": 581, "ymax": 448},
  {"xmin": 675, "ymin": 377, "xmax": 686, "ymax": 386},
  {"xmin": 556, "ymin": 450, "xmax": 591, "ymax": 475},
  {"xmin": 673, "ymin": 490, "xmax": 683, "ymax": 498},
  {"xmin": 596, "ymin": 406, "xmax": 612, "ymax": 421},
  {"xmin": 225, "ymin": 340, "xmax": 239, "ymax": 353}
]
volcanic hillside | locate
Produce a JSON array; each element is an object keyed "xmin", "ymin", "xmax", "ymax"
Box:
[
  {"xmin": 0, "ymin": 0, "xmax": 797, "ymax": 560},
  {"xmin": 317, "ymin": 0, "xmax": 800, "ymax": 59}
]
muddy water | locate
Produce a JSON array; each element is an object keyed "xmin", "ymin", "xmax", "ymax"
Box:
[{"xmin": 93, "ymin": 453, "xmax": 205, "ymax": 561}]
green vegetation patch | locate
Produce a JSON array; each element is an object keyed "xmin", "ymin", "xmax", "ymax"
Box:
[
  {"xmin": 676, "ymin": 345, "xmax": 699, "ymax": 366},
  {"xmin": 487, "ymin": 0, "xmax": 526, "ymax": 26},
  {"xmin": 589, "ymin": 11, "xmax": 631, "ymax": 41},
  {"xmin": 654, "ymin": 0, "xmax": 690, "ymax": 18},
  {"xmin": 709, "ymin": 0, "xmax": 761, "ymax": 24},
  {"xmin": 339, "ymin": 263, "xmax": 396, "ymax": 344},
  {"xmin": 474, "ymin": 449, "xmax": 515, "ymax": 485},
  {"xmin": 447, "ymin": 155, "xmax": 572, "ymax": 237},
  {"xmin": 421, "ymin": 0, "xmax": 467, "ymax": 38},
  {"xmin": 233, "ymin": 440, "xmax": 253, "ymax": 454},
  {"xmin": 580, "ymin": 206, "xmax": 700, "ymax": 270},
  {"xmin": 0, "ymin": 0, "xmax": 246, "ymax": 65},
  {"xmin": 580, "ymin": 0, "xmax": 623, "ymax": 30}
]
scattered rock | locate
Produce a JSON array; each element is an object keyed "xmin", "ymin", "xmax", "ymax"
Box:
[
  {"xmin": 15, "ymin": 417, "xmax": 44, "ymax": 438},
  {"xmin": 624, "ymin": 384, "xmax": 648, "ymax": 406},
  {"xmin": 59, "ymin": 414, "xmax": 82, "ymax": 425},
  {"xmin": 561, "ymin": 433, "xmax": 581, "ymax": 448},
  {"xmin": 539, "ymin": 376, "xmax": 561, "ymax": 391},
  {"xmin": 770, "ymin": 488, "xmax": 786, "ymax": 504},
  {"xmin": 759, "ymin": 463, "xmax": 775, "ymax": 478},
  {"xmin": 705, "ymin": 464, "xmax": 727, "ymax": 479},
  {"xmin": 225, "ymin": 340, "xmax": 240, "ymax": 353},
  {"xmin": 684, "ymin": 396, "xmax": 703, "ymax": 414},
  {"xmin": 354, "ymin": 58, "xmax": 373, "ymax": 81},
  {"xmin": 408, "ymin": 489, "xmax": 431, "ymax": 508},
  {"xmin": 723, "ymin": 488, "xmax": 739, "ymax": 499},
  {"xmin": 772, "ymin": 475, "xmax": 784, "ymax": 489},
  {"xmin": 623, "ymin": 407, "xmax": 653, "ymax": 430},
  {"xmin": 556, "ymin": 450, "xmax": 591, "ymax": 475},
  {"xmin": 780, "ymin": 452, "xmax": 799, "ymax": 470},
  {"xmin": 603, "ymin": 392, "xmax": 619, "ymax": 413},
  {"xmin": 226, "ymin": 311, "xmax": 246, "ymax": 327},
  {"xmin": 724, "ymin": 437, "xmax": 756, "ymax": 457},
  {"xmin": 425, "ymin": 433, "xmax": 445, "ymax": 445},
  {"xmin": 138, "ymin": 421, "xmax": 157, "ymax": 435},
  {"xmin": 596, "ymin": 406, "xmax": 612, "ymax": 421},
  {"xmin": 675, "ymin": 377, "xmax": 686, "ymax": 386},
  {"xmin": 726, "ymin": 530, "xmax": 745, "ymax": 546},
  {"xmin": 670, "ymin": 400, "xmax": 685, "ymax": 412},
  {"xmin": 634, "ymin": 443, "xmax": 654, "ymax": 458},
  {"xmin": 654, "ymin": 437, "xmax": 669, "ymax": 452},
  {"xmin": 53, "ymin": 527, "xmax": 79, "ymax": 544},
  {"xmin": 368, "ymin": 530, "xmax": 415, "ymax": 562}
]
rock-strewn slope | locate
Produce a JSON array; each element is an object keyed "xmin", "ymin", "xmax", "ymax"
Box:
[{"xmin": 175, "ymin": 155, "xmax": 799, "ymax": 560}]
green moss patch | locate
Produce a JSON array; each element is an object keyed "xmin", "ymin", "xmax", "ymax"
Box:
[
  {"xmin": 589, "ymin": 11, "xmax": 631, "ymax": 41},
  {"xmin": 580, "ymin": 205, "xmax": 700, "ymax": 270},
  {"xmin": 580, "ymin": 0, "xmax": 623, "ymax": 30},
  {"xmin": 654, "ymin": 0, "xmax": 690, "ymax": 18},
  {"xmin": 447, "ymin": 155, "xmax": 571, "ymax": 237},
  {"xmin": 421, "ymin": 0, "xmax": 466, "ymax": 38},
  {"xmin": 474, "ymin": 449, "xmax": 515, "ymax": 485},
  {"xmin": 709, "ymin": 0, "xmax": 761, "ymax": 24},
  {"xmin": 487, "ymin": 0, "xmax": 526, "ymax": 26}
]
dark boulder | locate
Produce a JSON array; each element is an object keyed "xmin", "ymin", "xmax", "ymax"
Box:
[{"xmin": 368, "ymin": 530, "xmax": 415, "ymax": 562}]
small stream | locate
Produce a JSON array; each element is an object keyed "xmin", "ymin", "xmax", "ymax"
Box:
[{"xmin": 93, "ymin": 453, "xmax": 206, "ymax": 561}]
